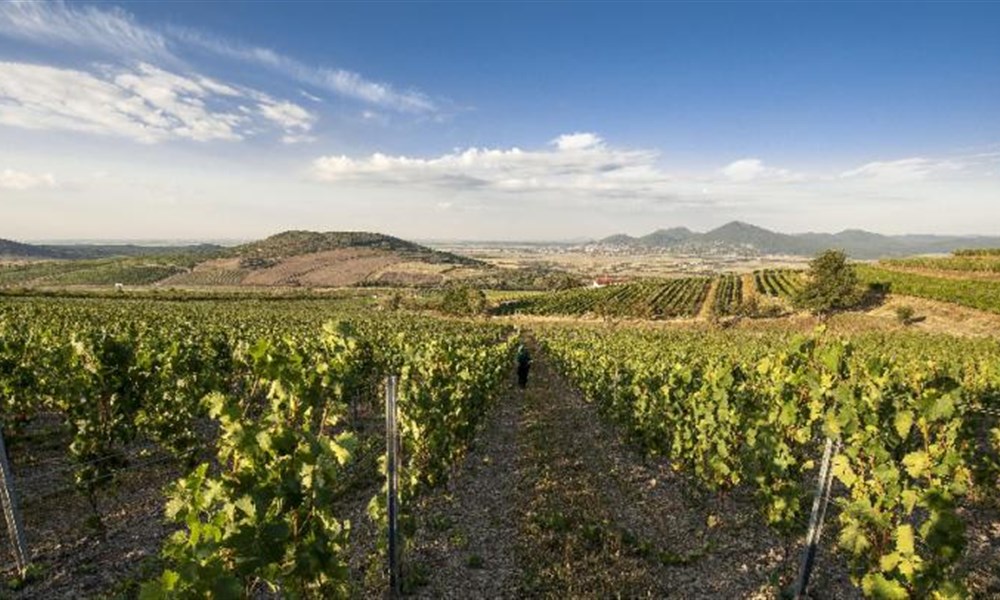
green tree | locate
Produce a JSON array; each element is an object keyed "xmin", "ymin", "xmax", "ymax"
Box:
[
  {"xmin": 794, "ymin": 249, "xmax": 864, "ymax": 314},
  {"xmin": 440, "ymin": 285, "xmax": 487, "ymax": 316}
]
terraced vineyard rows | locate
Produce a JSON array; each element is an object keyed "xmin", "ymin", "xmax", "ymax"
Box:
[
  {"xmin": 753, "ymin": 268, "xmax": 804, "ymax": 299},
  {"xmin": 882, "ymin": 255, "xmax": 1000, "ymax": 274},
  {"xmin": 4, "ymin": 286, "xmax": 1000, "ymax": 597},
  {"xmin": 712, "ymin": 274, "xmax": 742, "ymax": 316},
  {"xmin": 954, "ymin": 248, "xmax": 1000, "ymax": 257},
  {"xmin": 858, "ymin": 265, "xmax": 1000, "ymax": 314},
  {"xmin": 496, "ymin": 278, "xmax": 711, "ymax": 319},
  {"xmin": 538, "ymin": 325, "xmax": 1000, "ymax": 598},
  {"xmin": 159, "ymin": 268, "xmax": 250, "ymax": 286},
  {"xmin": 0, "ymin": 298, "xmax": 515, "ymax": 597}
]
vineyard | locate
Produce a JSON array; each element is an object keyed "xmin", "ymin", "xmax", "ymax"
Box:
[
  {"xmin": 711, "ymin": 274, "xmax": 743, "ymax": 316},
  {"xmin": 858, "ymin": 265, "xmax": 1000, "ymax": 315},
  {"xmin": 883, "ymin": 256, "xmax": 1000, "ymax": 274},
  {"xmin": 0, "ymin": 297, "xmax": 515, "ymax": 597},
  {"xmin": 495, "ymin": 278, "xmax": 711, "ymax": 319},
  {"xmin": 538, "ymin": 325, "xmax": 1000, "ymax": 598},
  {"xmin": 953, "ymin": 249, "xmax": 1000, "ymax": 257},
  {"xmin": 493, "ymin": 271, "xmax": 810, "ymax": 320},
  {"xmin": 753, "ymin": 268, "xmax": 805, "ymax": 299},
  {"xmin": 1, "ymin": 295, "xmax": 999, "ymax": 598}
]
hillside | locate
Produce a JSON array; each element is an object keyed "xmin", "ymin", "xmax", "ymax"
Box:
[
  {"xmin": 599, "ymin": 222, "xmax": 1000, "ymax": 258},
  {"xmin": 230, "ymin": 230, "xmax": 482, "ymax": 266},
  {"xmin": 0, "ymin": 237, "xmax": 222, "ymax": 260},
  {"xmin": 0, "ymin": 238, "xmax": 59, "ymax": 259},
  {"xmin": 0, "ymin": 230, "xmax": 501, "ymax": 289},
  {"xmin": 638, "ymin": 227, "xmax": 694, "ymax": 247}
]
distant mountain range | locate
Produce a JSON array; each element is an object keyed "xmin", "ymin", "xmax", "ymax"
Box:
[
  {"xmin": 596, "ymin": 221, "xmax": 1000, "ymax": 259},
  {"xmin": 3, "ymin": 223, "xmax": 1000, "ymax": 262}
]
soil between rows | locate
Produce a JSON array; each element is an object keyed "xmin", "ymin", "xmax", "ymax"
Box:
[{"xmin": 409, "ymin": 339, "xmax": 859, "ymax": 599}]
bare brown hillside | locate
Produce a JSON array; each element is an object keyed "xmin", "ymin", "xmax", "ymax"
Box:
[{"xmin": 160, "ymin": 247, "xmax": 486, "ymax": 288}]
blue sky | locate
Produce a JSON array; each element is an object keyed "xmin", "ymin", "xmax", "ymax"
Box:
[{"xmin": 1, "ymin": 1, "xmax": 998, "ymax": 241}]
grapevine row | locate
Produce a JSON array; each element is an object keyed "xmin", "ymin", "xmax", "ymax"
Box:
[
  {"xmin": 0, "ymin": 297, "xmax": 515, "ymax": 596},
  {"xmin": 537, "ymin": 325, "xmax": 1000, "ymax": 598}
]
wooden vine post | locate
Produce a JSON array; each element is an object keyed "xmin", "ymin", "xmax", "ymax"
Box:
[
  {"xmin": 385, "ymin": 376, "xmax": 401, "ymax": 597},
  {"xmin": 794, "ymin": 437, "xmax": 840, "ymax": 599}
]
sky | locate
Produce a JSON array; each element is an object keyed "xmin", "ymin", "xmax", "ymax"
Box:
[{"xmin": 0, "ymin": 1, "xmax": 998, "ymax": 242}]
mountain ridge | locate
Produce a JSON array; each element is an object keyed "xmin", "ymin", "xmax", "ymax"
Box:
[{"xmin": 598, "ymin": 221, "xmax": 1000, "ymax": 258}]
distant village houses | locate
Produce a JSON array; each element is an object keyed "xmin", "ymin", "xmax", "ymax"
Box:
[{"xmin": 591, "ymin": 275, "xmax": 628, "ymax": 288}]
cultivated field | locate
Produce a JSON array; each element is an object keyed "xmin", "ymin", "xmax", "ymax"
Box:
[{"xmin": 2, "ymin": 247, "xmax": 1000, "ymax": 599}]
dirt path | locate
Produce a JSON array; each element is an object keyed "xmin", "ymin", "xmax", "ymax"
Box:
[
  {"xmin": 411, "ymin": 338, "xmax": 858, "ymax": 598},
  {"xmin": 410, "ymin": 376, "xmax": 525, "ymax": 598},
  {"xmin": 741, "ymin": 272, "xmax": 759, "ymax": 303},
  {"xmin": 697, "ymin": 278, "xmax": 719, "ymax": 320}
]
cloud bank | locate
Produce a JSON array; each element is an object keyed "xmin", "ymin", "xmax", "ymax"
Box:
[
  {"xmin": 0, "ymin": 61, "xmax": 314, "ymax": 143},
  {"xmin": 0, "ymin": 1, "xmax": 439, "ymax": 116},
  {"xmin": 310, "ymin": 133, "xmax": 1000, "ymax": 221},
  {"xmin": 0, "ymin": 168, "xmax": 56, "ymax": 190},
  {"xmin": 313, "ymin": 133, "xmax": 674, "ymax": 197},
  {"xmin": 0, "ymin": 0, "xmax": 171, "ymax": 61},
  {"xmin": 311, "ymin": 133, "xmax": 814, "ymax": 205}
]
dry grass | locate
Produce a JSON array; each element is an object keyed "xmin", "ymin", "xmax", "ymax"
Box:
[{"xmin": 855, "ymin": 294, "xmax": 1000, "ymax": 337}]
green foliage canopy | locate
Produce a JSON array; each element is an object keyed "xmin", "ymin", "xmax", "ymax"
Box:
[{"xmin": 795, "ymin": 250, "xmax": 864, "ymax": 314}]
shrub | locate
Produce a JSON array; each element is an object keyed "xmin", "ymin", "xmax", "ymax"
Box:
[
  {"xmin": 440, "ymin": 285, "xmax": 488, "ymax": 316},
  {"xmin": 895, "ymin": 305, "xmax": 916, "ymax": 325},
  {"xmin": 794, "ymin": 250, "xmax": 864, "ymax": 315}
]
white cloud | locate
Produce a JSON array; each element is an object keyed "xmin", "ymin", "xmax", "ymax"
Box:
[
  {"xmin": 309, "ymin": 135, "xmax": 1000, "ymax": 226},
  {"xmin": 0, "ymin": 2, "xmax": 439, "ymax": 116},
  {"xmin": 840, "ymin": 157, "xmax": 964, "ymax": 182},
  {"xmin": 258, "ymin": 100, "xmax": 316, "ymax": 132},
  {"xmin": 0, "ymin": 61, "xmax": 315, "ymax": 143},
  {"xmin": 312, "ymin": 133, "xmax": 705, "ymax": 208},
  {"xmin": 281, "ymin": 133, "xmax": 317, "ymax": 145},
  {"xmin": 721, "ymin": 158, "xmax": 803, "ymax": 183},
  {"xmin": 168, "ymin": 25, "xmax": 439, "ymax": 114},
  {"xmin": 552, "ymin": 132, "xmax": 604, "ymax": 151},
  {"xmin": 0, "ymin": 1, "xmax": 171, "ymax": 61},
  {"xmin": 300, "ymin": 90, "xmax": 323, "ymax": 103},
  {"xmin": 0, "ymin": 168, "xmax": 56, "ymax": 190},
  {"xmin": 312, "ymin": 134, "xmax": 818, "ymax": 208}
]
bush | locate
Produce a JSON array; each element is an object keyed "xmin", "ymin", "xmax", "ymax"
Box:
[
  {"xmin": 794, "ymin": 250, "xmax": 864, "ymax": 315},
  {"xmin": 737, "ymin": 295, "xmax": 786, "ymax": 318},
  {"xmin": 895, "ymin": 305, "xmax": 916, "ymax": 325},
  {"xmin": 440, "ymin": 285, "xmax": 488, "ymax": 316}
]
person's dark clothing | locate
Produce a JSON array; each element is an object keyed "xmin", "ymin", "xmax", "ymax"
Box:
[{"xmin": 516, "ymin": 347, "xmax": 532, "ymax": 388}]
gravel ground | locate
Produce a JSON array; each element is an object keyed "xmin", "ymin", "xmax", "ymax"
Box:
[
  {"xmin": 406, "ymin": 340, "xmax": 861, "ymax": 599},
  {"xmin": 409, "ymin": 376, "xmax": 524, "ymax": 598},
  {"xmin": 514, "ymin": 340, "xmax": 859, "ymax": 599},
  {"xmin": 1, "ymin": 417, "xmax": 184, "ymax": 599}
]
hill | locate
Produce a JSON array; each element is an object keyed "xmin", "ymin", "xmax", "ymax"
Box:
[
  {"xmin": 155, "ymin": 230, "xmax": 492, "ymax": 288},
  {"xmin": 0, "ymin": 230, "xmax": 498, "ymax": 289},
  {"xmin": 638, "ymin": 227, "xmax": 695, "ymax": 247},
  {"xmin": 0, "ymin": 238, "xmax": 59, "ymax": 259},
  {"xmin": 0, "ymin": 237, "xmax": 222, "ymax": 260},
  {"xmin": 598, "ymin": 222, "xmax": 1000, "ymax": 258},
  {"xmin": 230, "ymin": 230, "xmax": 481, "ymax": 266},
  {"xmin": 700, "ymin": 221, "xmax": 815, "ymax": 255}
]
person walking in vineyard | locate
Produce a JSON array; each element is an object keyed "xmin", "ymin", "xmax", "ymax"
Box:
[{"xmin": 516, "ymin": 344, "xmax": 532, "ymax": 389}]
